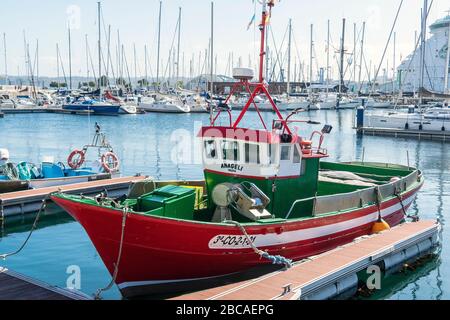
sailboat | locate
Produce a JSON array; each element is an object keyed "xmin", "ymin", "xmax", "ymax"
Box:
[
  {"xmin": 51, "ymin": 0, "xmax": 423, "ymax": 298},
  {"xmin": 361, "ymin": 3, "xmax": 450, "ymax": 132}
]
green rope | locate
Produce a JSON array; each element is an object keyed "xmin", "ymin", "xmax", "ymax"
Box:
[{"xmin": 0, "ymin": 198, "xmax": 47, "ymax": 260}]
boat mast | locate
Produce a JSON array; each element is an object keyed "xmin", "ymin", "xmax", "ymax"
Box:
[
  {"xmin": 258, "ymin": 0, "xmax": 271, "ymax": 83},
  {"xmin": 176, "ymin": 7, "xmax": 182, "ymax": 84},
  {"xmin": 145, "ymin": 45, "xmax": 148, "ymax": 87},
  {"xmin": 156, "ymin": 0, "xmax": 162, "ymax": 87},
  {"xmin": 265, "ymin": 24, "xmax": 270, "ymax": 81},
  {"xmin": 393, "ymin": 31, "xmax": 396, "ymax": 94},
  {"xmin": 309, "ymin": 24, "xmax": 313, "ymax": 97},
  {"xmin": 3, "ymin": 33, "xmax": 7, "ymax": 85},
  {"xmin": 23, "ymin": 31, "xmax": 28, "ymax": 85},
  {"xmin": 85, "ymin": 35, "xmax": 89, "ymax": 82},
  {"xmin": 98, "ymin": 1, "xmax": 102, "ymax": 92},
  {"xmin": 444, "ymin": 10, "xmax": 450, "ymax": 93},
  {"xmin": 134, "ymin": 43, "xmax": 137, "ymax": 87},
  {"xmin": 326, "ymin": 20, "xmax": 330, "ymax": 97},
  {"xmin": 419, "ymin": 0, "xmax": 428, "ymax": 105},
  {"xmin": 358, "ymin": 22, "xmax": 366, "ymax": 91},
  {"xmin": 339, "ymin": 18, "xmax": 346, "ymax": 97},
  {"xmin": 287, "ymin": 18, "xmax": 292, "ymax": 99},
  {"xmin": 117, "ymin": 30, "xmax": 121, "ymax": 86},
  {"xmin": 56, "ymin": 43, "xmax": 60, "ymax": 90},
  {"xmin": 36, "ymin": 39, "xmax": 39, "ymax": 88},
  {"xmin": 209, "ymin": 1, "xmax": 214, "ymax": 124},
  {"xmin": 68, "ymin": 27, "xmax": 72, "ymax": 90},
  {"xmin": 353, "ymin": 23, "xmax": 356, "ymax": 87}
]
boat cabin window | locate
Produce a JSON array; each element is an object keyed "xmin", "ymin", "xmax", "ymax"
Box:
[
  {"xmin": 244, "ymin": 143, "xmax": 260, "ymax": 164},
  {"xmin": 222, "ymin": 140, "xmax": 240, "ymax": 161},
  {"xmin": 204, "ymin": 140, "xmax": 217, "ymax": 159},
  {"xmin": 293, "ymin": 146, "xmax": 301, "ymax": 164},
  {"xmin": 280, "ymin": 146, "xmax": 291, "ymax": 161}
]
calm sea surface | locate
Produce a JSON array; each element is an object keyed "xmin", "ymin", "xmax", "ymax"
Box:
[{"xmin": 0, "ymin": 110, "xmax": 448, "ymax": 300}]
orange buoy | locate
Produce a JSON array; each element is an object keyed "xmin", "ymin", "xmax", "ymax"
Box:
[{"xmin": 372, "ymin": 218, "xmax": 391, "ymax": 234}]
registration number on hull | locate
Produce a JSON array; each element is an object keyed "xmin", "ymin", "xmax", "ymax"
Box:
[{"xmin": 209, "ymin": 235, "xmax": 257, "ymax": 249}]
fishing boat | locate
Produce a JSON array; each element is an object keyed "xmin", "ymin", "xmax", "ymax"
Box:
[
  {"xmin": 0, "ymin": 124, "xmax": 120, "ymax": 193},
  {"xmin": 51, "ymin": 0, "xmax": 424, "ymax": 299}
]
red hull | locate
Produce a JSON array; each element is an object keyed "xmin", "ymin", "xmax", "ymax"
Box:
[{"xmin": 51, "ymin": 187, "xmax": 419, "ymax": 298}]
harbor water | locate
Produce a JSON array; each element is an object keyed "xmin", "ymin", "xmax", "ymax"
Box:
[{"xmin": 0, "ymin": 110, "xmax": 448, "ymax": 300}]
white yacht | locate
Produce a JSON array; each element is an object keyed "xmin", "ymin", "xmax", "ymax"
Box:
[
  {"xmin": 363, "ymin": 106, "xmax": 450, "ymax": 131},
  {"xmin": 0, "ymin": 94, "xmax": 15, "ymax": 108},
  {"xmin": 139, "ymin": 95, "xmax": 190, "ymax": 113}
]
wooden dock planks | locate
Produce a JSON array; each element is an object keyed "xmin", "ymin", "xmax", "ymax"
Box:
[
  {"xmin": 170, "ymin": 220, "xmax": 438, "ymax": 301},
  {"xmin": 0, "ymin": 268, "xmax": 90, "ymax": 300}
]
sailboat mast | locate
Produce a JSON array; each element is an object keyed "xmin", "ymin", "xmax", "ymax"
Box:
[
  {"xmin": 68, "ymin": 27, "xmax": 72, "ymax": 90},
  {"xmin": 23, "ymin": 31, "xmax": 28, "ymax": 84},
  {"xmin": 419, "ymin": 0, "xmax": 428, "ymax": 104},
  {"xmin": 339, "ymin": 18, "xmax": 346, "ymax": 95},
  {"xmin": 353, "ymin": 23, "xmax": 356, "ymax": 86},
  {"xmin": 36, "ymin": 39, "xmax": 39, "ymax": 87},
  {"xmin": 134, "ymin": 43, "xmax": 137, "ymax": 86},
  {"xmin": 326, "ymin": 20, "xmax": 330, "ymax": 97},
  {"xmin": 56, "ymin": 43, "xmax": 60, "ymax": 90},
  {"xmin": 176, "ymin": 7, "xmax": 182, "ymax": 83},
  {"xmin": 393, "ymin": 31, "xmax": 396, "ymax": 94},
  {"xmin": 156, "ymin": 0, "xmax": 162, "ymax": 85},
  {"xmin": 287, "ymin": 19, "xmax": 292, "ymax": 97},
  {"xmin": 145, "ymin": 45, "xmax": 148, "ymax": 86},
  {"xmin": 444, "ymin": 12, "xmax": 450, "ymax": 93},
  {"xmin": 3, "ymin": 33, "xmax": 7, "ymax": 85},
  {"xmin": 358, "ymin": 22, "xmax": 365, "ymax": 90},
  {"xmin": 309, "ymin": 24, "xmax": 313, "ymax": 95},
  {"xmin": 98, "ymin": 1, "xmax": 102, "ymax": 90}
]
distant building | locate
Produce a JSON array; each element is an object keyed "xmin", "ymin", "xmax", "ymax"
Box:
[{"xmin": 398, "ymin": 14, "xmax": 450, "ymax": 93}]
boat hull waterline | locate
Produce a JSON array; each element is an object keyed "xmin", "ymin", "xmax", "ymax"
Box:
[{"xmin": 51, "ymin": 185, "xmax": 420, "ymax": 298}]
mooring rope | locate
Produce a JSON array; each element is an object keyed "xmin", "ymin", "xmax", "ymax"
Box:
[
  {"xmin": 94, "ymin": 206, "xmax": 129, "ymax": 300},
  {"xmin": 0, "ymin": 197, "xmax": 47, "ymax": 260},
  {"xmin": 225, "ymin": 220, "xmax": 293, "ymax": 269},
  {"xmin": 375, "ymin": 187, "xmax": 383, "ymax": 220},
  {"xmin": 394, "ymin": 192, "xmax": 419, "ymax": 222}
]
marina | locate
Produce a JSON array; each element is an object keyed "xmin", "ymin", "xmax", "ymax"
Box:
[{"xmin": 0, "ymin": 0, "xmax": 450, "ymax": 306}]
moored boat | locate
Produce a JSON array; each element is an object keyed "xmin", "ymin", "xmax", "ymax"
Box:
[
  {"xmin": 62, "ymin": 97, "xmax": 121, "ymax": 115},
  {"xmin": 0, "ymin": 124, "xmax": 120, "ymax": 194},
  {"xmin": 50, "ymin": 0, "xmax": 424, "ymax": 299}
]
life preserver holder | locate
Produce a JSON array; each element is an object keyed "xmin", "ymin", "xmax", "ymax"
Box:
[
  {"xmin": 67, "ymin": 150, "xmax": 86, "ymax": 169},
  {"xmin": 101, "ymin": 152, "xmax": 120, "ymax": 173}
]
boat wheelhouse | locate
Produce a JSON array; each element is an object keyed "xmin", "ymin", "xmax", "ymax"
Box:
[{"xmin": 199, "ymin": 124, "xmax": 328, "ymax": 220}]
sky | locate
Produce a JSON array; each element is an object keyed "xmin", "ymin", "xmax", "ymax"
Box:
[{"xmin": 0, "ymin": 0, "xmax": 449, "ymax": 81}]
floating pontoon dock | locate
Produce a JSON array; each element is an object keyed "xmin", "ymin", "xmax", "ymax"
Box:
[
  {"xmin": 0, "ymin": 108, "xmax": 95, "ymax": 115},
  {"xmin": 0, "ymin": 267, "xmax": 91, "ymax": 300},
  {"xmin": 357, "ymin": 127, "xmax": 450, "ymax": 141},
  {"xmin": 0, "ymin": 176, "xmax": 146, "ymax": 217},
  {"xmin": 170, "ymin": 220, "xmax": 439, "ymax": 301}
]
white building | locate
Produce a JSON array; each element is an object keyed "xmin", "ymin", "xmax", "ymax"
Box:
[{"xmin": 398, "ymin": 14, "xmax": 450, "ymax": 93}]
